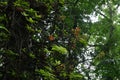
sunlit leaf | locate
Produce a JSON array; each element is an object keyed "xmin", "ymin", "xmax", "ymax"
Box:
[
  {"xmin": 21, "ymin": 12, "xmax": 29, "ymax": 16},
  {"xmin": 27, "ymin": 17, "xmax": 36, "ymax": 23},
  {"xmin": 35, "ymin": 13, "xmax": 42, "ymax": 19},
  {"xmin": 79, "ymin": 38, "xmax": 87, "ymax": 46},
  {"xmin": 52, "ymin": 45, "xmax": 68, "ymax": 54},
  {"xmin": 29, "ymin": 53, "xmax": 35, "ymax": 58}
]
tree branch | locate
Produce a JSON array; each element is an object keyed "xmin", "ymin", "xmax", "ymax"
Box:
[
  {"xmin": 94, "ymin": 9, "xmax": 110, "ymax": 21},
  {"xmin": 88, "ymin": 44, "xmax": 103, "ymax": 47}
]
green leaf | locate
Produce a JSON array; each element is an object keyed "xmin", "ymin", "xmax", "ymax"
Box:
[
  {"xmin": 44, "ymin": 48, "xmax": 51, "ymax": 53},
  {"xmin": 79, "ymin": 38, "xmax": 87, "ymax": 46},
  {"xmin": 27, "ymin": 17, "xmax": 36, "ymax": 23},
  {"xmin": 59, "ymin": 0, "xmax": 64, "ymax": 4},
  {"xmin": 55, "ymin": 60, "xmax": 61, "ymax": 65},
  {"xmin": 35, "ymin": 69, "xmax": 56, "ymax": 80},
  {"xmin": 5, "ymin": 50, "xmax": 18, "ymax": 56},
  {"xmin": 25, "ymin": 8, "xmax": 36, "ymax": 14},
  {"xmin": 70, "ymin": 72, "xmax": 83, "ymax": 79},
  {"xmin": 29, "ymin": 53, "xmax": 35, "ymax": 59},
  {"xmin": 35, "ymin": 13, "xmax": 42, "ymax": 19},
  {"xmin": 52, "ymin": 45, "xmax": 68, "ymax": 54},
  {"xmin": 0, "ymin": 26, "xmax": 9, "ymax": 33},
  {"xmin": 26, "ymin": 25, "xmax": 35, "ymax": 33},
  {"xmin": 21, "ymin": 12, "xmax": 29, "ymax": 17}
]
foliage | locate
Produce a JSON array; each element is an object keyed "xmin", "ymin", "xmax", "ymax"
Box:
[
  {"xmin": 51, "ymin": 45, "xmax": 68, "ymax": 54},
  {"xmin": 1, "ymin": 0, "xmax": 120, "ymax": 80}
]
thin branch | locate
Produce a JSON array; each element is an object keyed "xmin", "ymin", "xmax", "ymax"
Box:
[
  {"xmin": 94, "ymin": 9, "xmax": 110, "ymax": 21},
  {"xmin": 88, "ymin": 44, "xmax": 103, "ymax": 47}
]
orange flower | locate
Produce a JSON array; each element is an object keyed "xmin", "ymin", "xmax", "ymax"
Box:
[
  {"xmin": 49, "ymin": 35, "xmax": 54, "ymax": 41},
  {"xmin": 75, "ymin": 27, "xmax": 80, "ymax": 32},
  {"xmin": 74, "ymin": 27, "xmax": 80, "ymax": 36}
]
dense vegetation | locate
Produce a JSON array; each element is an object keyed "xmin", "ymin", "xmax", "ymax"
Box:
[{"xmin": 0, "ymin": 0, "xmax": 120, "ymax": 80}]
